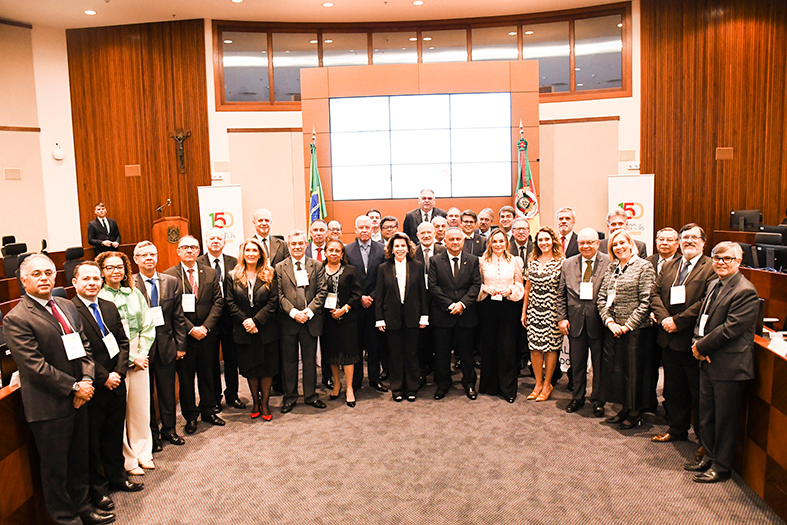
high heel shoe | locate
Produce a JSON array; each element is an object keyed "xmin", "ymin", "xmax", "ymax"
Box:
[
  {"xmin": 535, "ymin": 385, "xmax": 553, "ymax": 402},
  {"xmin": 605, "ymin": 411, "xmax": 629, "ymax": 424},
  {"xmin": 619, "ymin": 412, "xmax": 642, "ymax": 430},
  {"xmin": 261, "ymin": 414, "xmax": 273, "ymax": 421},
  {"xmin": 346, "ymin": 391, "xmax": 356, "ymax": 408},
  {"xmin": 329, "ymin": 382, "xmax": 342, "ymax": 400},
  {"xmin": 250, "ymin": 411, "xmax": 261, "ymax": 419},
  {"xmin": 527, "ymin": 387, "xmax": 543, "ymax": 400}
]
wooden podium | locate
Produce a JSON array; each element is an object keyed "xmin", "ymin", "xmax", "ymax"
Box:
[{"xmin": 152, "ymin": 216, "xmax": 188, "ymax": 270}]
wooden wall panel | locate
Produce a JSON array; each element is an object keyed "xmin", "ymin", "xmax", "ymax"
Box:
[
  {"xmin": 67, "ymin": 20, "xmax": 210, "ymax": 250},
  {"xmin": 641, "ymin": 0, "xmax": 787, "ymax": 236}
]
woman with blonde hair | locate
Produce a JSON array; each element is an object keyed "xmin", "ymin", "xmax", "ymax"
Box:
[
  {"xmin": 521, "ymin": 226, "xmax": 566, "ymax": 402},
  {"xmin": 225, "ymin": 239, "xmax": 280, "ymax": 420}
]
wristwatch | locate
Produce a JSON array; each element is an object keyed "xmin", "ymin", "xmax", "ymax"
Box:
[{"xmin": 72, "ymin": 382, "xmax": 81, "ymax": 392}]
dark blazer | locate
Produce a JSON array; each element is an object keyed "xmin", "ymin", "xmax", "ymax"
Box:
[
  {"xmin": 651, "ymin": 255, "xmax": 715, "ymax": 352},
  {"xmin": 463, "ymin": 233, "xmax": 487, "ymax": 257},
  {"xmin": 556, "ymin": 253, "xmax": 610, "ymax": 339},
  {"xmin": 427, "ymin": 251, "xmax": 482, "ymax": 328},
  {"xmin": 71, "ymin": 296, "xmax": 129, "ymax": 394},
  {"xmin": 254, "ymin": 235, "xmax": 289, "ymax": 266},
  {"xmin": 163, "ymin": 264, "xmax": 224, "ymax": 334},
  {"xmin": 304, "ymin": 243, "xmax": 328, "ymax": 260},
  {"xmin": 345, "ymin": 240, "xmax": 386, "ymax": 299},
  {"xmin": 3, "ymin": 295, "xmax": 95, "ymax": 422},
  {"xmin": 562, "ymin": 231, "xmax": 579, "ymax": 258},
  {"xmin": 87, "ymin": 217, "xmax": 121, "ymax": 254},
  {"xmin": 375, "ymin": 258, "xmax": 429, "ymax": 330},
  {"xmin": 324, "ymin": 265, "xmax": 363, "ymax": 322},
  {"xmin": 508, "ymin": 236, "xmax": 534, "ymax": 262},
  {"xmin": 599, "ymin": 237, "xmax": 648, "ymax": 258},
  {"xmin": 403, "ymin": 207, "xmax": 447, "ymax": 243},
  {"xmin": 646, "ymin": 252, "xmax": 680, "ymax": 277},
  {"xmin": 225, "ymin": 273, "xmax": 280, "ymax": 345},
  {"xmin": 134, "ymin": 272, "xmax": 187, "ymax": 364},
  {"xmin": 276, "ymin": 257, "xmax": 327, "ymax": 337},
  {"xmin": 413, "ymin": 243, "xmax": 446, "ymax": 275},
  {"xmin": 693, "ymin": 271, "xmax": 758, "ymax": 381},
  {"xmin": 197, "ymin": 253, "xmax": 238, "ymax": 291}
]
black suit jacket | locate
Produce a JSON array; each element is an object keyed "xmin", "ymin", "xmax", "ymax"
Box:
[
  {"xmin": 163, "ymin": 264, "xmax": 224, "ymax": 336},
  {"xmin": 254, "ymin": 235, "xmax": 289, "ymax": 266},
  {"xmin": 403, "ymin": 207, "xmax": 447, "ymax": 243},
  {"xmin": 463, "ymin": 233, "xmax": 487, "ymax": 257},
  {"xmin": 276, "ymin": 257, "xmax": 327, "ymax": 337},
  {"xmin": 72, "ymin": 296, "xmax": 129, "ymax": 394},
  {"xmin": 375, "ymin": 258, "xmax": 429, "ymax": 330},
  {"xmin": 562, "ymin": 231, "xmax": 579, "ymax": 258},
  {"xmin": 413, "ymin": 244, "xmax": 446, "ymax": 277},
  {"xmin": 225, "ymin": 273, "xmax": 280, "ymax": 345},
  {"xmin": 3, "ymin": 295, "xmax": 95, "ymax": 422},
  {"xmin": 134, "ymin": 272, "xmax": 187, "ymax": 364},
  {"xmin": 693, "ymin": 271, "xmax": 758, "ymax": 381},
  {"xmin": 651, "ymin": 255, "xmax": 715, "ymax": 352},
  {"xmin": 508, "ymin": 236, "xmax": 534, "ymax": 262},
  {"xmin": 556, "ymin": 253, "xmax": 610, "ymax": 339},
  {"xmin": 427, "ymin": 251, "xmax": 482, "ymax": 328},
  {"xmin": 87, "ymin": 217, "xmax": 121, "ymax": 254},
  {"xmin": 646, "ymin": 252, "xmax": 680, "ymax": 277},
  {"xmin": 197, "ymin": 252, "xmax": 238, "ymax": 333},
  {"xmin": 345, "ymin": 240, "xmax": 386, "ymax": 299},
  {"xmin": 599, "ymin": 237, "xmax": 648, "ymax": 258}
]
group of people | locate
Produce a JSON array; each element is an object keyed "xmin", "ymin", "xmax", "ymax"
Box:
[{"xmin": 3, "ymin": 190, "xmax": 760, "ymax": 525}]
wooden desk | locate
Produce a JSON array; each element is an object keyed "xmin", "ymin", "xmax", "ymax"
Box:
[
  {"xmin": 741, "ymin": 267, "xmax": 787, "ymax": 331},
  {"xmin": 713, "ymin": 229, "xmax": 759, "ymax": 246}
]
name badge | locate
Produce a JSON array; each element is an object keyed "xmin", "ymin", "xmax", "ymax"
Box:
[
  {"xmin": 491, "ymin": 294, "xmax": 503, "ymax": 301},
  {"xmin": 579, "ymin": 282, "xmax": 594, "ymax": 301},
  {"xmin": 182, "ymin": 294, "xmax": 196, "ymax": 313},
  {"xmin": 698, "ymin": 314, "xmax": 709, "ymax": 336},
  {"xmin": 424, "ymin": 274, "xmax": 429, "ymax": 289},
  {"xmin": 324, "ymin": 293, "xmax": 338, "ymax": 310},
  {"xmin": 295, "ymin": 269, "xmax": 309, "ymax": 288},
  {"xmin": 149, "ymin": 306, "xmax": 165, "ymax": 327},
  {"xmin": 62, "ymin": 332, "xmax": 87, "ymax": 361},
  {"xmin": 121, "ymin": 319, "xmax": 130, "ymax": 338},
  {"xmin": 605, "ymin": 290, "xmax": 616, "ymax": 308},
  {"xmin": 103, "ymin": 332, "xmax": 120, "ymax": 359},
  {"xmin": 670, "ymin": 285, "xmax": 686, "ymax": 305}
]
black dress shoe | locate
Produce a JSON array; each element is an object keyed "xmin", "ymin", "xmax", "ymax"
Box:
[
  {"xmin": 371, "ymin": 382, "xmax": 389, "ymax": 393},
  {"xmin": 434, "ymin": 387, "xmax": 449, "ymax": 400},
  {"xmin": 152, "ymin": 438, "xmax": 163, "ymax": 453},
  {"xmin": 593, "ymin": 405, "xmax": 605, "ymax": 417},
  {"xmin": 213, "ymin": 404, "xmax": 223, "ymax": 413},
  {"xmin": 618, "ymin": 415, "xmax": 641, "ymax": 430},
  {"xmin": 184, "ymin": 420, "xmax": 198, "ymax": 434},
  {"xmin": 322, "ymin": 378, "xmax": 334, "ymax": 389},
  {"xmin": 109, "ymin": 480, "xmax": 144, "ymax": 492},
  {"xmin": 229, "ymin": 398, "xmax": 247, "ymax": 409},
  {"xmin": 566, "ymin": 400, "xmax": 585, "ymax": 413},
  {"xmin": 465, "ymin": 387, "xmax": 478, "ymax": 400},
  {"xmin": 393, "ymin": 394, "xmax": 404, "ymax": 402},
  {"xmin": 281, "ymin": 402, "xmax": 295, "ymax": 414},
  {"xmin": 308, "ymin": 399, "xmax": 327, "ymax": 409},
  {"xmin": 605, "ymin": 411, "xmax": 628, "ymax": 424},
  {"xmin": 202, "ymin": 413, "xmax": 226, "ymax": 426},
  {"xmin": 81, "ymin": 510, "xmax": 116, "ymax": 525},
  {"xmin": 163, "ymin": 432, "xmax": 185, "ymax": 446},
  {"xmin": 683, "ymin": 458, "xmax": 712, "ymax": 472},
  {"xmin": 693, "ymin": 469, "xmax": 731, "ymax": 483},
  {"xmin": 567, "ymin": 380, "xmax": 574, "ymax": 392},
  {"xmin": 407, "ymin": 394, "xmax": 416, "ymax": 402},
  {"xmin": 94, "ymin": 495, "xmax": 115, "ymax": 512},
  {"xmin": 506, "ymin": 396, "xmax": 516, "ymax": 403}
]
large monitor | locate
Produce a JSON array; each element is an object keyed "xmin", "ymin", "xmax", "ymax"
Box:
[
  {"xmin": 729, "ymin": 209, "xmax": 761, "ymax": 232},
  {"xmin": 755, "ymin": 243, "xmax": 787, "ymax": 272}
]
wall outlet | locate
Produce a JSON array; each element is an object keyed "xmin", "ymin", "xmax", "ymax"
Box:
[{"xmin": 627, "ymin": 162, "xmax": 640, "ymax": 170}]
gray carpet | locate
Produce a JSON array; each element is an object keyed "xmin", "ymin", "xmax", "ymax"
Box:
[{"xmin": 114, "ymin": 370, "xmax": 783, "ymax": 525}]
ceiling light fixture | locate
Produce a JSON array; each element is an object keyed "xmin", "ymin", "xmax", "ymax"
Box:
[
  {"xmin": 413, "ymin": 0, "xmax": 424, "ymax": 5},
  {"xmin": 323, "ymin": 2, "xmax": 334, "ymax": 6},
  {"xmin": 310, "ymin": 40, "xmax": 318, "ymax": 44},
  {"xmin": 423, "ymin": 37, "xmax": 432, "ymax": 41},
  {"xmin": 524, "ymin": 30, "xmax": 534, "ymax": 35},
  {"xmin": 577, "ymin": 83, "xmax": 584, "ymax": 87},
  {"xmin": 409, "ymin": 37, "xmax": 418, "ymax": 41},
  {"xmin": 231, "ymin": 0, "xmax": 242, "ymax": 3},
  {"xmin": 224, "ymin": 40, "xmax": 233, "ymax": 44},
  {"xmin": 324, "ymin": 39, "xmax": 333, "ymax": 43},
  {"xmin": 617, "ymin": 23, "xmax": 623, "ymax": 28},
  {"xmin": 85, "ymin": 10, "xmax": 96, "ymax": 15},
  {"xmin": 575, "ymin": 67, "xmax": 581, "ymax": 71},
  {"xmin": 508, "ymin": 31, "xmax": 517, "ymax": 36}
]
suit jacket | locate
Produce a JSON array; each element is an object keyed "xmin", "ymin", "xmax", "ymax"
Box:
[
  {"xmin": 304, "ymin": 243, "xmax": 328, "ymax": 261},
  {"xmin": 3, "ymin": 295, "xmax": 95, "ymax": 422},
  {"xmin": 134, "ymin": 272, "xmax": 187, "ymax": 364},
  {"xmin": 561, "ymin": 231, "xmax": 579, "ymax": 258},
  {"xmin": 72, "ymin": 296, "xmax": 129, "ymax": 395},
  {"xmin": 508, "ymin": 236, "xmax": 534, "ymax": 262},
  {"xmin": 646, "ymin": 252, "xmax": 680, "ymax": 277},
  {"xmin": 163, "ymin": 264, "xmax": 224, "ymax": 337},
  {"xmin": 225, "ymin": 273, "xmax": 280, "ymax": 345},
  {"xmin": 254, "ymin": 235, "xmax": 289, "ymax": 266},
  {"xmin": 650, "ymin": 255, "xmax": 715, "ymax": 352},
  {"xmin": 463, "ymin": 233, "xmax": 487, "ymax": 257},
  {"xmin": 324, "ymin": 265, "xmax": 363, "ymax": 323},
  {"xmin": 276, "ymin": 257, "xmax": 327, "ymax": 337},
  {"xmin": 345, "ymin": 240, "xmax": 386, "ymax": 299},
  {"xmin": 427, "ymin": 251, "xmax": 482, "ymax": 328},
  {"xmin": 376, "ymin": 258, "xmax": 429, "ymax": 330},
  {"xmin": 599, "ymin": 237, "xmax": 648, "ymax": 258},
  {"xmin": 403, "ymin": 207, "xmax": 447, "ymax": 243},
  {"xmin": 197, "ymin": 252, "xmax": 238, "ymax": 333},
  {"xmin": 556, "ymin": 253, "xmax": 610, "ymax": 339},
  {"xmin": 87, "ymin": 217, "xmax": 121, "ymax": 254},
  {"xmin": 413, "ymin": 244, "xmax": 446, "ymax": 276},
  {"xmin": 693, "ymin": 271, "xmax": 758, "ymax": 381}
]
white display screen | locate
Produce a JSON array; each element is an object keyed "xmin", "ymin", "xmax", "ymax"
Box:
[{"xmin": 329, "ymin": 93, "xmax": 512, "ymax": 201}]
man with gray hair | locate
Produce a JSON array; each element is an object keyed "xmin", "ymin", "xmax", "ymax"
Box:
[
  {"xmin": 252, "ymin": 208, "xmax": 289, "ymax": 265},
  {"xmin": 598, "ymin": 208, "xmax": 648, "ymax": 257},
  {"xmin": 432, "ymin": 216, "xmax": 448, "ymax": 246},
  {"xmin": 403, "ymin": 188, "xmax": 447, "ymax": 242},
  {"xmin": 556, "ymin": 207, "xmax": 579, "ymax": 257},
  {"xmin": 476, "ymin": 208, "xmax": 495, "ymax": 238},
  {"xmin": 327, "ymin": 220, "xmax": 343, "ymax": 242}
]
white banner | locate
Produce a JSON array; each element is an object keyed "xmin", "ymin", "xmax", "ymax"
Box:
[
  {"xmin": 608, "ymin": 174, "xmax": 655, "ymax": 255},
  {"xmin": 197, "ymin": 185, "xmax": 245, "ymax": 258}
]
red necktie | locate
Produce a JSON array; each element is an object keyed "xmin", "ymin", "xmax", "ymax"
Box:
[
  {"xmin": 48, "ymin": 299, "xmax": 72, "ymax": 334},
  {"xmin": 316, "ymin": 246, "xmax": 323, "ymax": 262},
  {"xmin": 188, "ymin": 268, "xmax": 198, "ymax": 296},
  {"xmin": 562, "ymin": 236, "xmax": 566, "ymax": 251}
]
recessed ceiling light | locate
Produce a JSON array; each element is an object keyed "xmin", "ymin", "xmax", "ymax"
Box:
[
  {"xmin": 231, "ymin": 0, "xmax": 242, "ymax": 3},
  {"xmin": 324, "ymin": 39, "xmax": 333, "ymax": 44},
  {"xmin": 310, "ymin": 40, "xmax": 318, "ymax": 44},
  {"xmin": 524, "ymin": 30, "xmax": 534, "ymax": 35},
  {"xmin": 577, "ymin": 83, "xmax": 584, "ymax": 87},
  {"xmin": 575, "ymin": 67, "xmax": 581, "ymax": 71},
  {"xmin": 224, "ymin": 39, "xmax": 233, "ymax": 44},
  {"xmin": 85, "ymin": 10, "xmax": 96, "ymax": 15},
  {"xmin": 423, "ymin": 37, "xmax": 432, "ymax": 41},
  {"xmin": 323, "ymin": 2, "xmax": 334, "ymax": 6},
  {"xmin": 413, "ymin": 0, "xmax": 424, "ymax": 5},
  {"xmin": 617, "ymin": 23, "xmax": 623, "ymax": 28},
  {"xmin": 508, "ymin": 31, "xmax": 517, "ymax": 36},
  {"xmin": 409, "ymin": 37, "xmax": 418, "ymax": 41},
  {"xmin": 428, "ymin": 46, "xmax": 435, "ymax": 49}
]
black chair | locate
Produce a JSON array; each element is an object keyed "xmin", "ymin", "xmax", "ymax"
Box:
[
  {"xmin": 2, "ymin": 243, "xmax": 28, "ymax": 278},
  {"xmin": 15, "ymin": 252, "xmax": 34, "ymax": 296},
  {"xmin": 755, "ymin": 232, "xmax": 782, "ymax": 246},
  {"xmin": 41, "ymin": 239, "xmax": 48, "ymax": 254},
  {"xmin": 736, "ymin": 242, "xmax": 756, "ymax": 268},
  {"xmin": 758, "ymin": 225, "xmax": 787, "ymax": 246},
  {"xmin": 63, "ymin": 246, "xmax": 86, "ymax": 284},
  {"xmin": 1, "ymin": 236, "xmax": 15, "ymax": 247},
  {"xmin": 597, "ymin": 231, "xmax": 606, "ymax": 240},
  {"xmin": 51, "ymin": 286, "xmax": 68, "ymax": 298}
]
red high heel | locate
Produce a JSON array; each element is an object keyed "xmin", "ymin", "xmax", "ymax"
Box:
[
  {"xmin": 250, "ymin": 411, "xmax": 261, "ymax": 419},
  {"xmin": 262, "ymin": 414, "xmax": 272, "ymax": 421}
]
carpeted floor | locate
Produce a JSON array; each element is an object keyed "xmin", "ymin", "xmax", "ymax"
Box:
[{"xmin": 114, "ymin": 369, "xmax": 783, "ymax": 525}]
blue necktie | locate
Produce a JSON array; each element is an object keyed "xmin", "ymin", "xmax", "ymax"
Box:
[
  {"xmin": 148, "ymin": 278, "xmax": 159, "ymax": 307},
  {"xmin": 89, "ymin": 303, "xmax": 107, "ymax": 336}
]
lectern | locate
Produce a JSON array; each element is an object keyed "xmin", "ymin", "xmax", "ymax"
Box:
[{"xmin": 152, "ymin": 216, "xmax": 188, "ymax": 270}]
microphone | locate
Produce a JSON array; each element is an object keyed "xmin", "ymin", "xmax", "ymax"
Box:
[{"xmin": 156, "ymin": 199, "xmax": 172, "ymax": 213}]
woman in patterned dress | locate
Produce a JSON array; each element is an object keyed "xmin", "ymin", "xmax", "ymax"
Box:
[{"xmin": 521, "ymin": 227, "xmax": 565, "ymax": 402}]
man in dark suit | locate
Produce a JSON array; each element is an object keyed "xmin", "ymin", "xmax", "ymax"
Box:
[
  {"xmin": 345, "ymin": 215, "xmax": 388, "ymax": 393},
  {"xmin": 197, "ymin": 227, "xmax": 245, "ymax": 410},
  {"xmin": 3, "ymin": 254, "xmax": 115, "ymax": 525},
  {"xmin": 508, "ymin": 218, "xmax": 534, "ymax": 261},
  {"xmin": 432, "ymin": 216, "xmax": 448, "ymax": 246},
  {"xmin": 651, "ymin": 224, "xmax": 715, "ymax": 446},
  {"xmin": 133, "ymin": 241, "xmax": 187, "ymax": 450},
  {"xmin": 252, "ymin": 208, "xmax": 290, "ymax": 266},
  {"xmin": 87, "ymin": 202, "xmax": 121, "ymax": 255},
  {"xmin": 429, "ymin": 227, "xmax": 482, "ymax": 400},
  {"xmin": 460, "ymin": 210, "xmax": 487, "ymax": 256},
  {"xmin": 164, "ymin": 235, "xmax": 225, "ymax": 434},
  {"xmin": 402, "ymin": 188, "xmax": 447, "ymax": 243},
  {"xmin": 557, "ymin": 228, "xmax": 610, "ymax": 416},
  {"xmin": 72, "ymin": 261, "xmax": 143, "ymax": 512},
  {"xmin": 556, "ymin": 207, "xmax": 579, "ymax": 258},
  {"xmin": 276, "ymin": 230, "xmax": 328, "ymax": 413},
  {"xmin": 304, "ymin": 219, "xmax": 334, "ymax": 389},
  {"xmin": 598, "ymin": 209, "xmax": 648, "ymax": 257},
  {"xmin": 684, "ymin": 241, "xmax": 758, "ymax": 483},
  {"xmin": 646, "ymin": 227, "xmax": 680, "ymax": 277},
  {"xmin": 498, "ymin": 205, "xmax": 516, "ymax": 237},
  {"xmin": 413, "ymin": 222, "xmax": 446, "ymax": 384},
  {"xmin": 475, "ymin": 208, "xmax": 495, "ymax": 239}
]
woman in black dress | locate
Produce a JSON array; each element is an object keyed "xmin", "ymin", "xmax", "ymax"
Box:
[
  {"xmin": 225, "ymin": 239, "xmax": 280, "ymax": 420},
  {"xmin": 321, "ymin": 239, "xmax": 363, "ymax": 407}
]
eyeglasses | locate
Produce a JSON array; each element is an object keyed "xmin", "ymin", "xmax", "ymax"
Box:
[
  {"xmin": 512, "ymin": 227, "xmax": 529, "ymax": 232},
  {"xmin": 178, "ymin": 246, "xmax": 200, "ymax": 251},
  {"xmin": 657, "ymin": 237, "xmax": 678, "ymax": 242},
  {"xmin": 712, "ymin": 256, "xmax": 738, "ymax": 264},
  {"xmin": 103, "ymin": 265, "xmax": 125, "ymax": 271},
  {"xmin": 381, "ymin": 224, "xmax": 397, "ymax": 230},
  {"xmin": 680, "ymin": 235, "xmax": 702, "ymax": 241}
]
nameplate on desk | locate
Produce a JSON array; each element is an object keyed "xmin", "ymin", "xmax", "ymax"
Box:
[{"xmin": 768, "ymin": 336, "xmax": 787, "ymax": 358}]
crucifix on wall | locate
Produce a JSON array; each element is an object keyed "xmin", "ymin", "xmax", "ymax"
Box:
[{"xmin": 170, "ymin": 129, "xmax": 191, "ymax": 174}]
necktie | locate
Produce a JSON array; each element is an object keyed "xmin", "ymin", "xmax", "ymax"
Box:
[
  {"xmin": 316, "ymin": 246, "xmax": 323, "ymax": 262},
  {"xmin": 188, "ymin": 268, "xmax": 198, "ymax": 297},
  {"xmin": 562, "ymin": 236, "xmax": 566, "ymax": 251},
  {"xmin": 519, "ymin": 245, "xmax": 526, "ymax": 260},
  {"xmin": 261, "ymin": 237, "xmax": 269, "ymax": 257},
  {"xmin": 89, "ymin": 303, "xmax": 107, "ymax": 336},
  {"xmin": 294, "ymin": 261, "xmax": 306, "ymax": 309},
  {"xmin": 48, "ymin": 299, "xmax": 72, "ymax": 334},
  {"xmin": 702, "ymin": 281, "xmax": 721, "ymax": 315},
  {"xmin": 452, "ymin": 256, "xmax": 459, "ymax": 278},
  {"xmin": 423, "ymin": 212, "xmax": 428, "ymax": 224},
  {"xmin": 657, "ymin": 258, "xmax": 665, "ymax": 276},
  {"xmin": 582, "ymin": 259, "xmax": 593, "ymax": 282},
  {"xmin": 360, "ymin": 244, "xmax": 369, "ymax": 271},
  {"xmin": 424, "ymin": 248, "xmax": 431, "ymax": 272},
  {"xmin": 103, "ymin": 218, "xmax": 109, "ymax": 233},
  {"xmin": 677, "ymin": 259, "xmax": 691, "ymax": 285},
  {"xmin": 147, "ymin": 278, "xmax": 159, "ymax": 307}
]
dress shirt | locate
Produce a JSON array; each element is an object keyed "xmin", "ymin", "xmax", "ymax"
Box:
[
  {"xmin": 359, "ymin": 240, "xmax": 372, "ymax": 271},
  {"xmin": 254, "ymin": 234, "xmax": 270, "ymax": 257},
  {"xmin": 478, "ymin": 229, "xmax": 491, "ymax": 239},
  {"xmin": 209, "ymin": 254, "xmax": 225, "ymax": 278},
  {"xmin": 582, "ymin": 255, "xmax": 598, "ymax": 280},
  {"xmin": 77, "ymin": 295, "xmax": 108, "ymax": 333},
  {"xmin": 181, "ymin": 263, "xmax": 199, "ymax": 290},
  {"xmin": 30, "ymin": 295, "xmax": 77, "ymax": 332},
  {"xmin": 394, "ymin": 258, "xmax": 407, "ymax": 304},
  {"xmin": 478, "ymin": 254, "xmax": 525, "ymax": 302},
  {"xmin": 289, "ymin": 256, "xmax": 314, "ymax": 320},
  {"xmin": 311, "ymin": 243, "xmax": 325, "ymax": 262},
  {"xmin": 141, "ymin": 273, "xmax": 160, "ymax": 304},
  {"xmin": 371, "ymin": 232, "xmax": 382, "ymax": 243},
  {"xmin": 98, "ymin": 285, "xmax": 155, "ymax": 362},
  {"xmin": 422, "ymin": 210, "xmax": 432, "ymax": 223},
  {"xmin": 448, "ymin": 251, "xmax": 462, "ymax": 277},
  {"xmin": 673, "ymin": 253, "xmax": 702, "ymax": 285}
]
